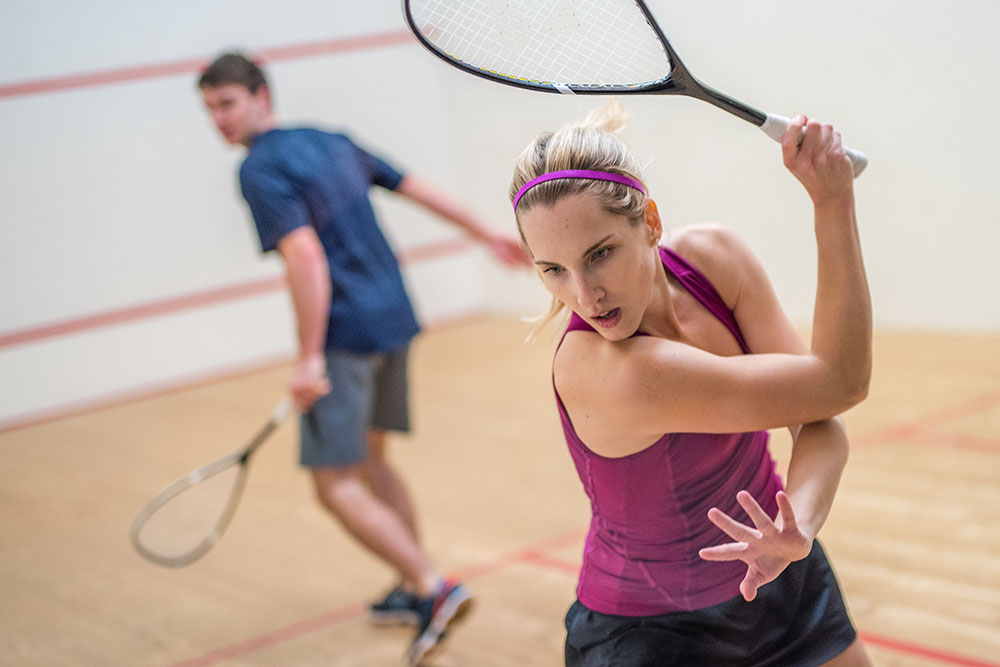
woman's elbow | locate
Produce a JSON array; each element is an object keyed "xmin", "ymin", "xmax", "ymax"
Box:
[{"xmin": 844, "ymin": 363, "xmax": 872, "ymax": 409}]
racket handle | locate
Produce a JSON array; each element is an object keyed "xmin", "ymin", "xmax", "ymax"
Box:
[
  {"xmin": 760, "ymin": 114, "xmax": 868, "ymax": 178},
  {"xmin": 272, "ymin": 396, "xmax": 293, "ymax": 422}
]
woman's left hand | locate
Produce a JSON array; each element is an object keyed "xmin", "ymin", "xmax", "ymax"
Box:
[{"xmin": 698, "ymin": 490, "xmax": 813, "ymax": 602}]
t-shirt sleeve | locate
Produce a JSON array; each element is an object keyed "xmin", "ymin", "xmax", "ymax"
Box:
[
  {"xmin": 239, "ymin": 159, "xmax": 311, "ymax": 252},
  {"xmin": 347, "ymin": 137, "xmax": 405, "ymax": 191}
]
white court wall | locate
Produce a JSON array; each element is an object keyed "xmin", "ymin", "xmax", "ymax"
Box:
[{"xmin": 1, "ymin": 0, "xmax": 998, "ymax": 428}]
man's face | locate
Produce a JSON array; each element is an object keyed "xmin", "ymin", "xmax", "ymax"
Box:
[{"xmin": 200, "ymin": 83, "xmax": 269, "ymax": 146}]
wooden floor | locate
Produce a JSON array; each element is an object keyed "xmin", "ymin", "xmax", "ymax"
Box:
[{"xmin": 2, "ymin": 317, "xmax": 998, "ymax": 667}]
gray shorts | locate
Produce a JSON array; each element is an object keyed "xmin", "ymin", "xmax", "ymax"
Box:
[{"xmin": 300, "ymin": 344, "xmax": 411, "ymax": 468}]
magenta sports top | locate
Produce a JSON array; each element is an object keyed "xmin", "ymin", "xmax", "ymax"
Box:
[{"xmin": 555, "ymin": 246, "xmax": 783, "ymax": 616}]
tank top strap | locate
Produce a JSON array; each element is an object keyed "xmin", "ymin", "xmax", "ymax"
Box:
[
  {"xmin": 659, "ymin": 246, "xmax": 750, "ymax": 353},
  {"xmin": 560, "ymin": 246, "xmax": 750, "ymax": 353}
]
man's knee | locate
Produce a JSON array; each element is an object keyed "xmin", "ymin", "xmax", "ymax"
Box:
[
  {"xmin": 312, "ymin": 465, "xmax": 365, "ymax": 510},
  {"xmin": 366, "ymin": 430, "xmax": 388, "ymax": 459}
]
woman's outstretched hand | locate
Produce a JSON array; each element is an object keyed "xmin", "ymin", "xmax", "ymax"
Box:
[{"xmin": 698, "ymin": 490, "xmax": 813, "ymax": 602}]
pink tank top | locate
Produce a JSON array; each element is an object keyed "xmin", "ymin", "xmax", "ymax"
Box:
[{"xmin": 556, "ymin": 246, "xmax": 783, "ymax": 616}]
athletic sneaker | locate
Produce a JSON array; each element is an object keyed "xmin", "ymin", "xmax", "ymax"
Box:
[
  {"xmin": 405, "ymin": 581, "xmax": 474, "ymax": 666},
  {"xmin": 369, "ymin": 585, "xmax": 421, "ymax": 626}
]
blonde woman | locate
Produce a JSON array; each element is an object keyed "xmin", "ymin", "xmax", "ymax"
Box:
[{"xmin": 510, "ymin": 104, "xmax": 873, "ymax": 666}]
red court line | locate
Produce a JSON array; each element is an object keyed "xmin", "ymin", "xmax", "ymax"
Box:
[
  {"xmin": 170, "ymin": 602, "xmax": 367, "ymax": 667},
  {"xmin": 859, "ymin": 631, "xmax": 1000, "ymax": 667},
  {"xmin": 0, "ymin": 30, "xmax": 414, "ymax": 100},
  {"xmin": 0, "ymin": 239, "xmax": 473, "ymax": 351},
  {"xmin": 519, "ymin": 551, "xmax": 581, "ymax": 574},
  {"xmin": 164, "ymin": 522, "xmax": 998, "ymax": 667},
  {"xmin": 905, "ymin": 430, "xmax": 1000, "ymax": 454},
  {"xmin": 853, "ymin": 389, "xmax": 1000, "ymax": 451},
  {"xmin": 165, "ymin": 530, "xmax": 585, "ymax": 667},
  {"xmin": 885, "ymin": 389, "xmax": 1000, "ymax": 436}
]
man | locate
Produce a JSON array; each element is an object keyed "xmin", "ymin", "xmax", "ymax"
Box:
[{"xmin": 198, "ymin": 52, "xmax": 528, "ymax": 666}]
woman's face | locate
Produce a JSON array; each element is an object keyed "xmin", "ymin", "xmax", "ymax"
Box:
[{"xmin": 519, "ymin": 192, "xmax": 662, "ymax": 341}]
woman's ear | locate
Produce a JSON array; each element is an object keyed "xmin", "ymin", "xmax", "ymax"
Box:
[{"xmin": 644, "ymin": 200, "xmax": 663, "ymax": 246}]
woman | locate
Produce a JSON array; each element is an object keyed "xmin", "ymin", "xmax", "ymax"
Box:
[{"xmin": 510, "ymin": 103, "xmax": 873, "ymax": 666}]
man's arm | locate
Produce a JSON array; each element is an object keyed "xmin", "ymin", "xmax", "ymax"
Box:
[
  {"xmin": 394, "ymin": 174, "xmax": 530, "ymax": 268},
  {"xmin": 277, "ymin": 225, "xmax": 332, "ymax": 410}
]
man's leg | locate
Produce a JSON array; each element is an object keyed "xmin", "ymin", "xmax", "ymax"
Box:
[
  {"xmin": 361, "ymin": 430, "xmax": 420, "ymax": 545},
  {"xmin": 311, "ymin": 464, "xmax": 440, "ymax": 596}
]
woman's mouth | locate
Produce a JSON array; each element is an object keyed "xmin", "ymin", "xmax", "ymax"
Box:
[{"xmin": 591, "ymin": 308, "xmax": 621, "ymax": 329}]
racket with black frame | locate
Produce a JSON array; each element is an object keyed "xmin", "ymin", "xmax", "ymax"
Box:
[
  {"xmin": 403, "ymin": 0, "xmax": 867, "ymax": 177},
  {"xmin": 129, "ymin": 397, "xmax": 292, "ymax": 568}
]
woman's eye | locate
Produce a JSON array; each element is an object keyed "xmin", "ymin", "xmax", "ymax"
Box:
[
  {"xmin": 591, "ymin": 247, "xmax": 611, "ymax": 261},
  {"xmin": 542, "ymin": 266, "xmax": 562, "ymax": 275}
]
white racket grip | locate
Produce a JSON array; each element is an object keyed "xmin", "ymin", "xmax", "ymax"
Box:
[
  {"xmin": 272, "ymin": 396, "xmax": 293, "ymax": 422},
  {"xmin": 761, "ymin": 113, "xmax": 868, "ymax": 178}
]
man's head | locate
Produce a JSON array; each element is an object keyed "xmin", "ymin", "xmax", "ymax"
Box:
[{"xmin": 198, "ymin": 53, "xmax": 274, "ymax": 146}]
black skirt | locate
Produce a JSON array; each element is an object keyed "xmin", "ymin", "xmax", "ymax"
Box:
[{"xmin": 564, "ymin": 541, "xmax": 857, "ymax": 667}]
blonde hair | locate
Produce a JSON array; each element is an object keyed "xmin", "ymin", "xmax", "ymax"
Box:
[{"xmin": 509, "ymin": 100, "xmax": 648, "ymax": 336}]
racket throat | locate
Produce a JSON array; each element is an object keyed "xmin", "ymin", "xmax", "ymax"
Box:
[{"xmin": 674, "ymin": 75, "xmax": 767, "ymax": 127}]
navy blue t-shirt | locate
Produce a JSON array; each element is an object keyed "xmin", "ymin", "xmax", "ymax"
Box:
[{"xmin": 239, "ymin": 128, "xmax": 420, "ymax": 353}]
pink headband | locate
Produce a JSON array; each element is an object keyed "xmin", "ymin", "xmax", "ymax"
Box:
[{"xmin": 512, "ymin": 169, "xmax": 646, "ymax": 211}]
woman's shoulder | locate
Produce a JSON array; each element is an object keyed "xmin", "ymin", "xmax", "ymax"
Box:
[
  {"xmin": 666, "ymin": 223, "xmax": 755, "ymax": 310},
  {"xmin": 666, "ymin": 222, "xmax": 745, "ymax": 264}
]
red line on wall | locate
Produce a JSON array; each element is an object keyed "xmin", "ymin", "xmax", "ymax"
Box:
[
  {"xmin": 0, "ymin": 30, "xmax": 414, "ymax": 100},
  {"xmin": 0, "ymin": 353, "xmax": 293, "ymax": 436},
  {"xmin": 0, "ymin": 276, "xmax": 285, "ymax": 349},
  {"xmin": 0, "ymin": 305, "xmax": 487, "ymax": 436},
  {"xmin": 0, "ymin": 239, "xmax": 473, "ymax": 351},
  {"xmin": 397, "ymin": 237, "xmax": 472, "ymax": 264}
]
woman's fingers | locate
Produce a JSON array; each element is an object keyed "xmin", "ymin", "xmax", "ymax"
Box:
[
  {"xmin": 698, "ymin": 541, "xmax": 750, "ymax": 562},
  {"xmin": 706, "ymin": 506, "xmax": 764, "ymax": 543},
  {"xmin": 736, "ymin": 490, "xmax": 776, "ymax": 534},
  {"xmin": 774, "ymin": 490, "xmax": 799, "ymax": 532}
]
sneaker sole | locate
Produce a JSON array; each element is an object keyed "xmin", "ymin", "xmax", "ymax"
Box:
[
  {"xmin": 406, "ymin": 590, "xmax": 474, "ymax": 666},
  {"xmin": 369, "ymin": 609, "xmax": 420, "ymax": 627}
]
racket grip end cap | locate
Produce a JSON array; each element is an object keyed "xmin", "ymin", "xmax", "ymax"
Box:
[{"xmin": 761, "ymin": 114, "xmax": 867, "ymax": 178}]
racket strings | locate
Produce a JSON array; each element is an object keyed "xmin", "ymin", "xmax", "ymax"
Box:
[
  {"xmin": 134, "ymin": 465, "xmax": 246, "ymax": 563},
  {"xmin": 410, "ymin": 0, "xmax": 671, "ymax": 88}
]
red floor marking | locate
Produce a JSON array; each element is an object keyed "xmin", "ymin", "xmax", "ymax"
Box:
[
  {"xmin": 889, "ymin": 389, "xmax": 1000, "ymax": 436},
  {"xmin": 169, "ymin": 601, "xmax": 366, "ymax": 667},
  {"xmin": 519, "ymin": 551, "xmax": 581, "ymax": 574},
  {"xmin": 448, "ymin": 530, "xmax": 584, "ymax": 581},
  {"xmin": 163, "ymin": 524, "xmax": 999, "ymax": 667},
  {"xmin": 906, "ymin": 430, "xmax": 1000, "ymax": 453},
  {"xmin": 0, "ymin": 30, "xmax": 414, "ymax": 100},
  {"xmin": 853, "ymin": 389, "xmax": 1000, "ymax": 451},
  {"xmin": 859, "ymin": 631, "xmax": 1000, "ymax": 667},
  {"xmin": 164, "ymin": 530, "xmax": 583, "ymax": 667}
]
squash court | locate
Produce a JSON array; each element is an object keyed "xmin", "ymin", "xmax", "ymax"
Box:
[{"xmin": 2, "ymin": 318, "xmax": 998, "ymax": 666}]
